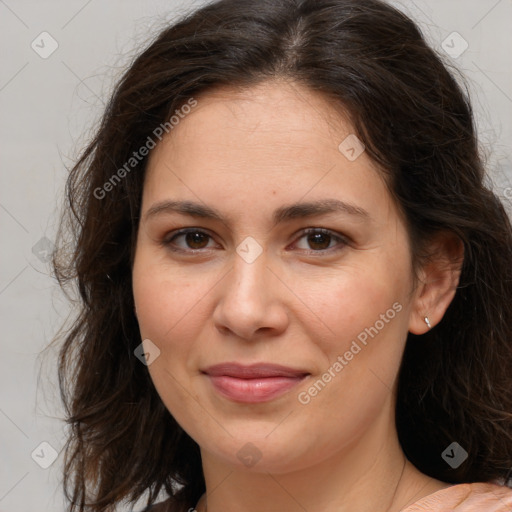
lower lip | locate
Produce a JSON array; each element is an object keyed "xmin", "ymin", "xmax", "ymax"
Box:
[{"xmin": 206, "ymin": 375, "xmax": 307, "ymax": 403}]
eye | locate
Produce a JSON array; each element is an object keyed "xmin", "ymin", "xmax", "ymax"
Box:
[
  {"xmin": 163, "ymin": 228, "xmax": 217, "ymax": 252},
  {"xmin": 162, "ymin": 227, "xmax": 348, "ymax": 254},
  {"xmin": 293, "ymin": 228, "xmax": 347, "ymax": 253}
]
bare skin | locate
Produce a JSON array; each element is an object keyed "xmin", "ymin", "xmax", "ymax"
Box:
[{"xmin": 132, "ymin": 79, "xmax": 509, "ymax": 512}]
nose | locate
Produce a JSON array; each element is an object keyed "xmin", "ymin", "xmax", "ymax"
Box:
[{"xmin": 212, "ymin": 251, "xmax": 289, "ymax": 341}]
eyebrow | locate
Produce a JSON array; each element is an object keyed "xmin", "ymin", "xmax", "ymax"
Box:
[{"xmin": 144, "ymin": 198, "xmax": 370, "ymax": 227}]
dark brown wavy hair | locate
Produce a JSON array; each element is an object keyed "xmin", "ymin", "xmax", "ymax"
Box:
[{"xmin": 53, "ymin": 0, "xmax": 512, "ymax": 510}]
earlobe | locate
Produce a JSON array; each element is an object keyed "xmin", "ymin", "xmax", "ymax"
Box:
[{"xmin": 408, "ymin": 232, "xmax": 464, "ymax": 335}]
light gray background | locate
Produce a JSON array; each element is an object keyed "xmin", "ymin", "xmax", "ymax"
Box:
[{"xmin": 1, "ymin": 1, "xmax": 511, "ymax": 511}]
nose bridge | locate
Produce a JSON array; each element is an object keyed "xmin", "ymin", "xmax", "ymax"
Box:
[
  {"xmin": 213, "ymin": 245, "xmax": 288, "ymax": 338},
  {"xmin": 229, "ymin": 248, "xmax": 269, "ymax": 306},
  {"xmin": 228, "ymin": 233, "xmax": 269, "ymax": 294}
]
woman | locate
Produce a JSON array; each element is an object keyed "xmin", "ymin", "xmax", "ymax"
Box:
[{"xmin": 53, "ymin": 0, "xmax": 512, "ymax": 511}]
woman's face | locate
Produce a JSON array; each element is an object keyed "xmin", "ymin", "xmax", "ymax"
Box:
[{"xmin": 132, "ymin": 80, "xmax": 420, "ymax": 473}]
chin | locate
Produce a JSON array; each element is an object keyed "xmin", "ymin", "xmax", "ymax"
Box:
[{"xmin": 195, "ymin": 426, "xmax": 320, "ymax": 474}]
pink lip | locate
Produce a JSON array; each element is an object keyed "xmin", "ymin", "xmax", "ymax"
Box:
[{"xmin": 202, "ymin": 363, "xmax": 309, "ymax": 403}]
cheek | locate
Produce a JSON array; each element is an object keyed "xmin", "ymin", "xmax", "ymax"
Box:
[
  {"xmin": 292, "ymin": 249, "xmax": 412, "ymax": 417},
  {"xmin": 298, "ymin": 262, "xmax": 409, "ymax": 351},
  {"xmin": 291, "ymin": 271, "xmax": 408, "ymax": 443},
  {"xmin": 133, "ymin": 257, "xmax": 205, "ymax": 343},
  {"xmin": 132, "ymin": 259, "xmax": 211, "ymax": 428}
]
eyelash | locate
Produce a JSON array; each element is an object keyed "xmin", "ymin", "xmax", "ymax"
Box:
[{"xmin": 161, "ymin": 227, "xmax": 348, "ymax": 255}]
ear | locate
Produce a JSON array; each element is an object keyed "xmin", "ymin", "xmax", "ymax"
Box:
[{"xmin": 409, "ymin": 232, "xmax": 464, "ymax": 334}]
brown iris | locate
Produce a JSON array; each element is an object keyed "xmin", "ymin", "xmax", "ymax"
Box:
[
  {"xmin": 185, "ymin": 231, "xmax": 210, "ymax": 249},
  {"xmin": 307, "ymin": 232, "xmax": 331, "ymax": 250}
]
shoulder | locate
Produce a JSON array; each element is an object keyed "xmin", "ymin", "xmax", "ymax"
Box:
[{"xmin": 402, "ymin": 482, "xmax": 512, "ymax": 511}]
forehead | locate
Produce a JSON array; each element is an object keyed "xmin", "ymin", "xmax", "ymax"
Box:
[
  {"xmin": 142, "ymin": 80, "xmax": 394, "ymax": 223},
  {"xmin": 152, "ymin": 80, "xmax": 355, "ymax": 164}
]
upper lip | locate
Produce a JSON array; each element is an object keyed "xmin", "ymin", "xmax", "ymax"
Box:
[{"xmin": 201, "ymin": 363, "xmax": 310, "ymax": 379}]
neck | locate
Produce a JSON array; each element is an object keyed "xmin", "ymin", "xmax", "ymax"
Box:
[{"xmin": 196, "ymin": 396, "xmax": 450, "ymax": 512}]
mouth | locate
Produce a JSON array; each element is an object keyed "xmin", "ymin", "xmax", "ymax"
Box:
[{"xmin": 201, "ymin": 363, "xmax": 310, "ymax": 403}]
